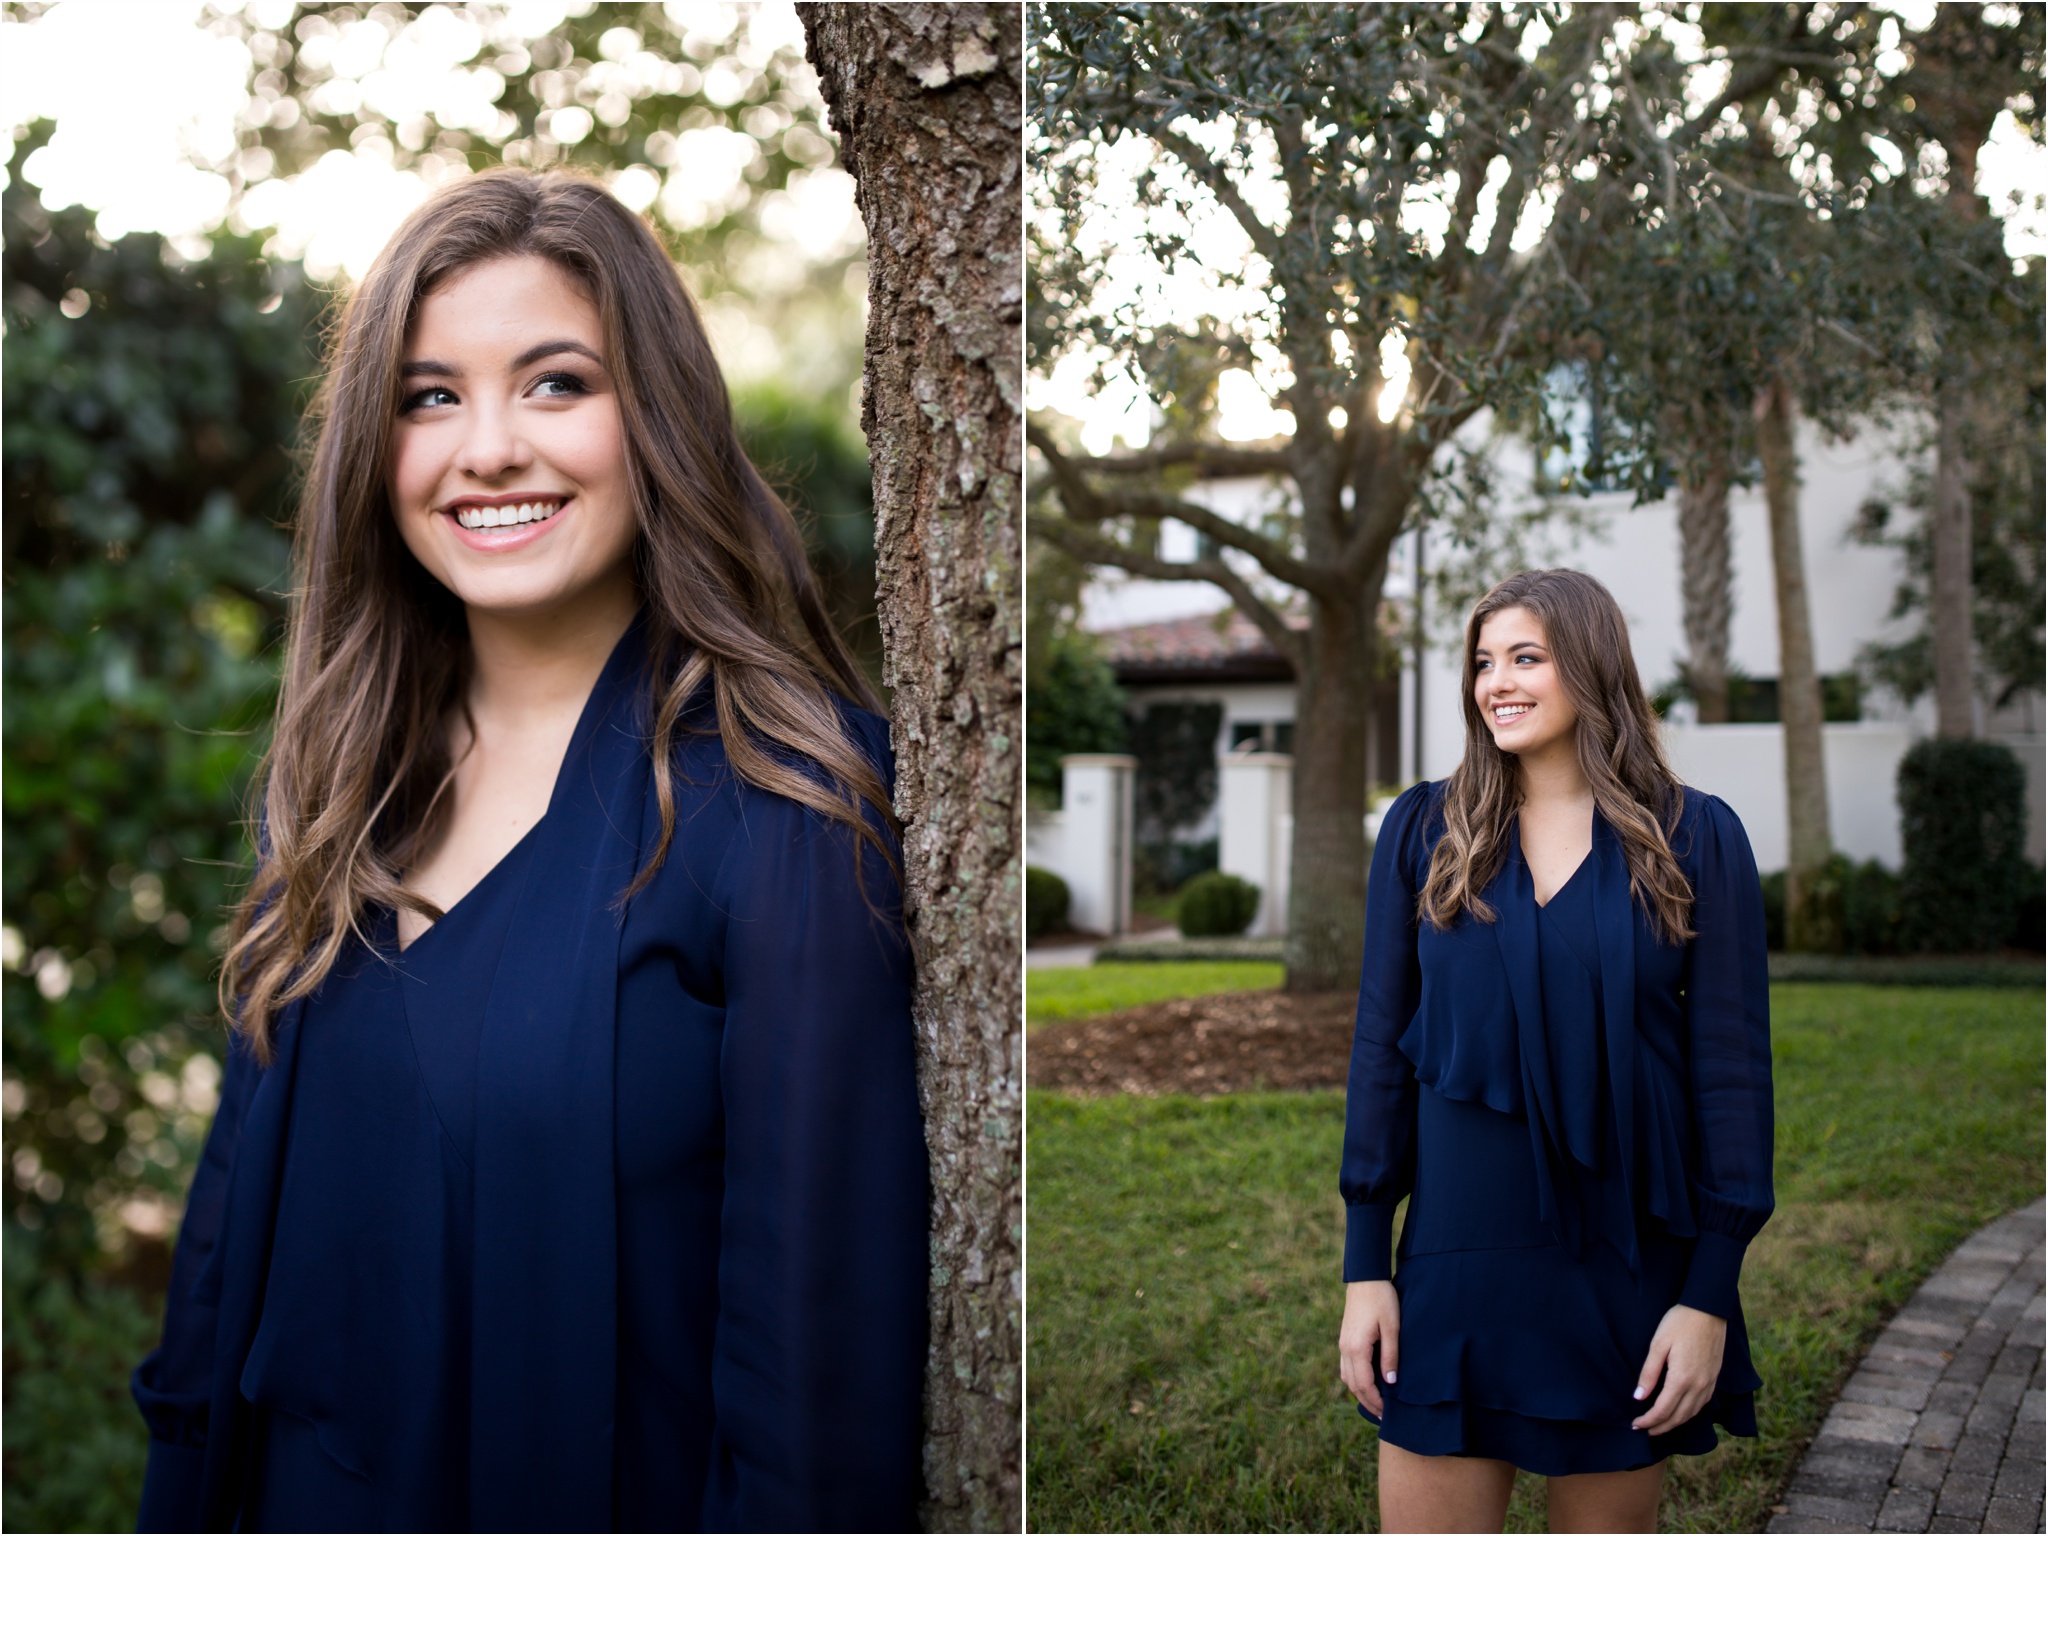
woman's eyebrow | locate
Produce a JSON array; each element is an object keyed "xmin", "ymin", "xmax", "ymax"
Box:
[
  {"xmin": 510, "ymin": 339, "xmax": 603, "ymax": 371},
  {"xmin": 398, "ymin": 340, "xmax": 604, "ymax": 380}
]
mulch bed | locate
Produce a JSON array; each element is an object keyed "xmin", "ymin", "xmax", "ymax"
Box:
[{"xmin": 1027, "ymin": 989, "xmax": 1358, "ymax": 1096}]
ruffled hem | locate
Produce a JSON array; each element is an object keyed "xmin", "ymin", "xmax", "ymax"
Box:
[
  {"xmin": 1420, "ymin": 1074, "xmax": 1524, "ymax": 1122},
  {"xmin": 1358, "ymin": 1392, "xmax": 1756, "ymax": 1476}
]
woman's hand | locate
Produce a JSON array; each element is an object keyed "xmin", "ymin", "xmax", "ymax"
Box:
[
  {"xmin": 1632, "ymin": 1304, "xmax": 1727, "ymax": 1434},
  {"xmin": 1339, "ymin": 1280, "xmax": 1400, "ymax": 1416}
]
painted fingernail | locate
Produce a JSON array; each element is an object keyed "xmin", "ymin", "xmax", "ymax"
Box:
[
  {"xmin": 1632, "ymin": 1387, "xmax": 1647, "ymax": 1400},
  {"xmin": 1384, "ymin": 1370, "xmax": 1396, "ymax": 1382}
]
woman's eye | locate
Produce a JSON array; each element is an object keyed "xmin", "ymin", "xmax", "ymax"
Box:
[
  {"xmin": 401, "ymin": 385, "xmax": 457, "ymax": 413},
  {"xmin": 530, "ymin": 371, "xmax": 589, "ymax": 399}
]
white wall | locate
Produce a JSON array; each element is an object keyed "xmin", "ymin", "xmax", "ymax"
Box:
[
  {"xmin": 1037, "ymin": 755, "xmax": 1136, "ymax": 935},
  {"xmin": 1660, "ymin": 723, "xmax": 1910, "ymax": 871},
  {"xmin": 1218, "ymin": 752, "xmax": 1292, "ymax": 935}
]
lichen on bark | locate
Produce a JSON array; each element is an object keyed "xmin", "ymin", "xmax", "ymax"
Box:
[{"xmin": 798, "ymin": 1, "xmax": 1021, "ymax": 1534}]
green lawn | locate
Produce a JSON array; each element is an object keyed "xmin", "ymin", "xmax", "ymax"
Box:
[
  {"xmin": 1026, "ymin": 960, "xmax": 1284, "ymax": 1026},
  {"xmin": 1025, "ymin": 984, "xmax": 2046, "ymax": 1532}
]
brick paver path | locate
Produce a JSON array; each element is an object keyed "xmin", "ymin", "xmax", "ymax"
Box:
[{"xmin": 1767, "ymin": 1197, "xmax": 2045, "ymax": 1533}]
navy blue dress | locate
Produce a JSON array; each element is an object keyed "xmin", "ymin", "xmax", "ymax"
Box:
[
  {"xmin": 1341, "ymin": 783, "xmax": 1774, "ymax": 1475},
  {"xmin": 132, "ymin": 618, "xmax": 929, "ymax": 1530}
]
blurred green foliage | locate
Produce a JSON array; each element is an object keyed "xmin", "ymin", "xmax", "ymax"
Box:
[
  {"xmin": 3, "ymin": 136, "xmax": 315, "ymax": 1274},
  {"xmin": 733, "ymin": 381, "xmax": 879, "ymax": 693},
  {"xmin": 3, "ymin": 1224, "xmax": 160, "ymax": 1532},
  {"xmin": 1025, "ymin": 629, "xmax": 1125, "ymax": 808}
]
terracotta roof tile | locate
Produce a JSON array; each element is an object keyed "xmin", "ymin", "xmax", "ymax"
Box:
[{"xmin": 1093, "ymin": 610, "xmax": 1302, "ymax": 681}]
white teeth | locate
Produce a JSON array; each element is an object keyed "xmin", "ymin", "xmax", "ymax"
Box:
[{"xmin": 455, "ymin": 499, "xmax": 561, "ymax": 530}]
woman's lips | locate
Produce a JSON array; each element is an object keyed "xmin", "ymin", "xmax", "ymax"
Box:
[{"xmin": 443, "ymin": 497, "xmax": 572, "ymax": 554}]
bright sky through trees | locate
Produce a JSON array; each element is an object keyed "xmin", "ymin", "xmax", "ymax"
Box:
[{"xmin": 0, "ymin": 1, "xmax": 862, "ymax": 382}]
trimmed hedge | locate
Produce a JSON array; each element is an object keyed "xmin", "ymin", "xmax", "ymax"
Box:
[
  {"xmin": 1027, "ymin": 866, "xmax": 1072, "ymax": 940},
  {"xmin": 1898, "ymin": 739, "xmax": 2031, "ymax": 954},
  {"xmin": 1177, "ymin": 871, "xmax": 1261, "ymax": 937}
]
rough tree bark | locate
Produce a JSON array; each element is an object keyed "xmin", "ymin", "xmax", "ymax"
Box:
[
  {"xmin": 1755, "ymin": 377, "xmax": 1834, "ymax": 951},
  {"xmin": 1677, "ymin": 461, "xmax": 1733, "ymax": 724},
  {"xmin": 800, "ymin": 3, "xmax": 1022, "ymax": 1533}
]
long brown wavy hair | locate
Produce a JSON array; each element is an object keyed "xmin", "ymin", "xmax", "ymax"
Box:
[
  {"xmin": 1418, "ymin": 568, "xmax": 1694, "ymax": 943},
  {"xmin": 222, "ymin": 168, "xmax": 892, "ymax": 1060}
]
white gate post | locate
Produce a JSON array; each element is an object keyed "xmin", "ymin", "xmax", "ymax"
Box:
[
  {"xmin": 1219, "ymin": 751, "xmax": 1293, "ymax": 937},
  {"xmin": 1058, "ymin": 754, "xmax": 1137, "ymax": 936}
]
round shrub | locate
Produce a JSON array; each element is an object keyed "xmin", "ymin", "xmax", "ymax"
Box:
[
  {"xmin": 1026, "ymin": 866, "xmax": 1071, "ymax": 940},
  {"xmin": 1898, "ymin": 739, "xmax": 2029, "ymax": 953},
  {"xmin": 1177, "ymin": 870, "xmax": 1261, "ymax": 937}
]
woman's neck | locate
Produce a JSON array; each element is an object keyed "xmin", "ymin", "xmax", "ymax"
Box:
[
  {"xmin": 1514, "ymin": 737, "xmax": 1594, "ymax": 810},
  {"xmin": 461, "ymin": 575, "xmax": 640, "ymax": 734}
]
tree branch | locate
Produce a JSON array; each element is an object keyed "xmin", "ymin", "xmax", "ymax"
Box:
[
  {"xmin": 1151, "ymin": 124, "xmax": 1285, "ymax": 262},
  {"xmin": 1055, "ymin": 438, "xmax": 1294, "ymax": 478},
  {"xmin": 1031, "ymin": 513, "xmax": 1309, "ymax": 673},
  {"xmin": 1029, "ymin": 422, "xmax": 1336, "ymax": 597}
]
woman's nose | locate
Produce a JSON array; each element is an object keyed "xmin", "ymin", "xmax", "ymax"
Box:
[{"xmin": 458, "ymin": 403, "xmax": 529, "ymax": 479}]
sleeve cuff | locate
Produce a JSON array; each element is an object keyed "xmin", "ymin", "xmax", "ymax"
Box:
[
  {"xmin": 1343, "ymin": 1201, "xmax": 1399, "ymax": 1283},
  {"xmin": 1677, "ymin": 1230, "xmax": 1748, "ymax": 1320}
]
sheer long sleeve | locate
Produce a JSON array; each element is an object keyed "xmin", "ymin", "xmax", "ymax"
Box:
[
  {"xmin": 130, "ymin": 1029, "xmax": 260, "ymax": 1532},
  {"xmin": 1674, "ymin": 795, "xmax": 1777, "ymax": 1320},
  {"xmin": 1340, "ymin": 783, "xmax": 1432, "ymax": 1282},
  {"xmin": 701, "ymin": 769, "xmax": 928, "ymax": 1531}
]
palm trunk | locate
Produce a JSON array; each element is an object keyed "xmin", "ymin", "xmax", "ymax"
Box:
[
  {"xmin": 1754, "ymin": 377, "xmax": 1835, "ymax": 952},
  {"xmin": 1931, "ymin": 372, "xmax": 1976, "ymax": 737},
  {"xmin": 800, "ymin": 1, "xmax": 1021, "ymax": 1533},
  {"xmin": 1678, "ymin": 458, "xmax": 1733, "ymax": 724}
]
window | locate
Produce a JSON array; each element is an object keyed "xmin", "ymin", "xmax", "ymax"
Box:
[{"xmin": 1229, "ymin": 721, "xmax": 1295, "ymax": 753}]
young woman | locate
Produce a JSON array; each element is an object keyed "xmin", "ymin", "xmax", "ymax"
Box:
[
  {"xmin": 1337, "ymin": 567, "xmax": 1774, "ymax": 1533},
  {"xmin": 131, "ymin": 169, "xmax": 928, "ymax": 1533}
]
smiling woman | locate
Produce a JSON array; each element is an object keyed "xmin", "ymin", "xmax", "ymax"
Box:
[
  {"xmin": 1339, "ymin": 567, "xmax": 1775, "ymax": 1534},
  {"xmin": 128, "ymin": 169, "xmax": 929, "ymax": 1533}
]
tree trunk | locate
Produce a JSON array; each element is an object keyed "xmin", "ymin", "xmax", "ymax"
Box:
[
  {"xmin": 1284, "ymin": 576, "xmax": 1376, "ymax": 992},
  {"xmin": 1754, "ymin": 377, "xmax": 1835, "ymax": 952},
  {"xmin": 799, "ymin": 2, "xmax": 1021, "ymax": 1534},
  {"xmin": 1677, "ymin": 460, "xmax": 1733, "ymax": 724},
  {"xmin": 1931, "ymin": 372, "xmax": 1976, "ymax": 737}
]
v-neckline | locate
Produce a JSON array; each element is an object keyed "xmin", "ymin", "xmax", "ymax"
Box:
[
  {"xmin": 396, "ymin": 612, "xmax": 646, "ymax": 955},
  {"xmin": 1516, "ymin": 814, "xmax": 1595, "ymax": 912},
  {"xmin": 398, "ymin": 815, "xmax": 545, "ymax": 957},
  {"xmin": 1533, "ymin": 846, "xmax": 1593, "ymax": 911}
]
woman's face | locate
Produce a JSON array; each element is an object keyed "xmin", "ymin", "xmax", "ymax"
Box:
[
  {"xmin": 1473, "ymin": 603, "xmax": 1579, "ymax": 759},
  {"xmin": 387, "ymin": 254, "xmax": 637, "ymax": 619}
]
